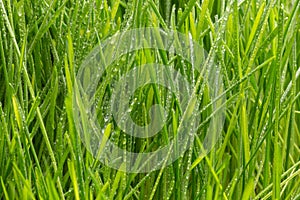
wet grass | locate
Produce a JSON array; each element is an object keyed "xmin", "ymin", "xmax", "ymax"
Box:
[{"xmin": 0, "ymin": 0, "xmax": 300, "ymax": 199}]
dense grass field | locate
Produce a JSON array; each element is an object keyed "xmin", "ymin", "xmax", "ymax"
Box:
[{"xmin": 0, "ymin": 0, "xmax": 300, "ymax": 199}]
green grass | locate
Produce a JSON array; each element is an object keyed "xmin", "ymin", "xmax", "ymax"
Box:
[{"xmin": 0, "ymin": 0, "xmax": 300, "ymax": 199}]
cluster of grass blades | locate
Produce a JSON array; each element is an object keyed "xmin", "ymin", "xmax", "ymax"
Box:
[{"xmin": 0, "ymin": 0, "xmax": 299, "ymax": 199}]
